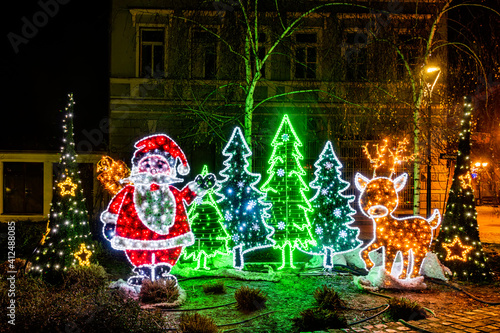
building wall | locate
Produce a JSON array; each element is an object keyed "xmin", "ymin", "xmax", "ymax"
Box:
[
  {"xmin": 0, "ymin": 152, "xmax": 102, "ymax": 222},
  {"xmin": 109, "ymin": 0, "xmax": 451, "ymax": 216}
]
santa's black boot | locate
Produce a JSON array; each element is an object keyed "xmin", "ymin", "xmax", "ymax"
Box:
[
  {"xmin": 127, "ymin": 266, "xmax": 152, "ymax": 286},
  {"xmin": 154, "ymin": 264, "xmax": 177, "ymax": 284}
]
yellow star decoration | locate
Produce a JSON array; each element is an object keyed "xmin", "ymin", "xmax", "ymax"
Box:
[
  {"xmin": 58, "ymin": 177, "xmax": 78, "ymax": 196},
  {"xmin": 74, "ymin": 243, "xmax": 92, "ymax": 266},
  {"xmin": 442, "ymin": 236, "xmax": 473, "ymax": 262},
  {"xmin": 459, "ymin": 172, "xmax": 472, "ymax": 189}
]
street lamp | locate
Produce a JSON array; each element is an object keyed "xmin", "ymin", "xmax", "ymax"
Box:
[
  {"xmin": 473, "ymin": 161, "xmax": 489, "ymax": 205},
  {"xmin": 423, "ymin": 65, "xmax": 441, "ymax": 218}
]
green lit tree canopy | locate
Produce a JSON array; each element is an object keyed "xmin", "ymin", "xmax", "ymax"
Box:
[
  {"xmin": 260, "ymin": 114, "xmax": 315, "ymax": 269},
  {"xmin": 182, "ymin": 165, "xmax": 230, "ymax": 270},
  {"xmin": 306, "ymin": 141, "xmax": 361, "ymax": 267},
  {"xmin": 216, "ymin": 127, "xmax": 275, "ymax": 269}
]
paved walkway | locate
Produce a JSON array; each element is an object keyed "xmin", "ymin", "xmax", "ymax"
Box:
[{"xmin": 331, "ymin": 305, "xmax": 500, "ymax": 332}]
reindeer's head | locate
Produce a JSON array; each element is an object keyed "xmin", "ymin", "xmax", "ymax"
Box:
[{"xmin": 355, "ymin": 173, "xmax": 407, "ymax": 218}]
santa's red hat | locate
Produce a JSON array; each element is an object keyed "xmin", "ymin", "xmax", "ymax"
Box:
[{"xmin": 132, "ymin": 134, "xmax": 190, "ymax": 175}]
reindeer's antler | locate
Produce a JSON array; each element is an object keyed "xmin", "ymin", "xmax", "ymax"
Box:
[
  {"xmin": 388, "ymin": 138, "xmax": 415, "ymax": 178},
  {"xmin": 363, "ymin": 139, "xmax": 389, "ymax": 177},
  {"xmin": 363, "ymin": 138, "xmax": 414, "ymax": 178}
]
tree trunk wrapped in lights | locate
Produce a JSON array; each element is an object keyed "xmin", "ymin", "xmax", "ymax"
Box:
[{"xmin": 433, "ymin": 96, "xmax": 492, "ymax": 281}]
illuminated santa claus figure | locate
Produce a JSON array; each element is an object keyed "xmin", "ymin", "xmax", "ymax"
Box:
[{"xmin": 101, "ymin": 134, "xmax": 215, "ymax": 285}]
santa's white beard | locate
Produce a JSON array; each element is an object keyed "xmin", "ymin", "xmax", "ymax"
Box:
[
  {"xmin": 126, "ymin": 170, "xmax": 181, "ymax": 185},
  {"xmin": 134, "ymin": 183, "xmax": 177, "ymax": 235}
]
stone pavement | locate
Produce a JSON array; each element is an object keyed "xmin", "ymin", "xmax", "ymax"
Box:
[{"xmin": 330, "ymin": 304, "xmax": 500, "ymax": 332}]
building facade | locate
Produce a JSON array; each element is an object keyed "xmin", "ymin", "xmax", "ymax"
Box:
[{"xmin": 108, "ymin": 0, "xmax": 451, "ymax": 223}]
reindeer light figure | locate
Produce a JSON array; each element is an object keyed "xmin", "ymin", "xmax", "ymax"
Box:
[{"xmin": 355, "ymin": 139, "xmax": 441, "ymax": 279}]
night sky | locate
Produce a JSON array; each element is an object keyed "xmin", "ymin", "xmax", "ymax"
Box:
[{"xmin": 1, "ymin": 0, "xmax": 110, "ymax": 151}]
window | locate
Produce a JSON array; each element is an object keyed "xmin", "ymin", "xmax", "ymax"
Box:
[
  {"xmin": 3, "ymin": 162, "xmax": 43, "ymax": 214},
  {"xmin": 140, "ymin": 28, "xmax": 165, "ymax": 77},
  {"xmin": 396, "ymin": 34, "xmax": 420, "ymax": 80},
  {"xmin": 344, "ymin": 32, "xmax": 367, "ymax": 82},
  {"xmin": 294, "ymin": 33, "xmax": 318, "ymax": 79},
  {"xmin": 191, "ymin": 29, "xmax": 218, "ymax": 79}
]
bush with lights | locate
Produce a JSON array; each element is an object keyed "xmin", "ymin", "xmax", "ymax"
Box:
[
  {"xmin": 305, "ymin": 141, "xmax": 361, "ymax": 267},
  {"xmin": 260, "ymin": 115, "xmax": 315, "ymax": 269},
  {"xmin": 216, "ymin": 127, "xmax": 275, "ymax": 269},
  {"xmin": 433, "ymin": 96, "xmax": 492, "ymax": 281},
  {"xmin": 31, "ymin": 93, "xmax": 95, "ymax": 283}
]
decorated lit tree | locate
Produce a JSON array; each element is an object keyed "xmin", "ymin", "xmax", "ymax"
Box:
[
  {"xmin": 181, "ymin": 165, "xmax": 230, "ymax": 270},
  {"xmin": 306, "ymin": 141, "xmax": 361, "ymax": 268},
  {"xmin": 434, "ymin": 96, "xmax": 492, "ymax": 281},
  {"xmin": 260, "ymin": 114, "xmax": 315, "ymax": 269},
  {"xmin": 216, "ymin": 127, "xmax": 275, "ymax": 269},
  {"xmin": 31, "ymin": 93, "xmax": 94, "ymax": 282}
]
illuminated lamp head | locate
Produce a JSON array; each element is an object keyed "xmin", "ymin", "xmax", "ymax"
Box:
[
  {"xmin": 355, "ymin": 173, "xmax": 407, "ymax": 218},
  {"xmin": 131, "ymin": 134, "xmax": 190, "ymax": 177}
]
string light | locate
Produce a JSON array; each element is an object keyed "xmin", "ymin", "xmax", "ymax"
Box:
[
  {"xmin": 57, "ymin": 176, "xmax": 78, "ymax": 196},
  {"xmin": 74, "ymin": 243, "xmax": 92, "ymax": 266},
  {"xmin": 260, "ymin": 115, "xmax": 315, "ymax": 269},
  {"xmin": 442, "ymin": 236, "xmax": 473, "ymax": 262},
  {"xmin": 356, "ymin": 138, "xmax": 440, "ymax": 279},
  {"xmin": 97, "ymin": 156, "xmax": 131, "ymax": 195},
  {"xmin": 101, "ymin": 134, "xmax": 212, "ymax": 285},
  {"xmin": 31, "ymin": 93, "xmax": 94, "ymax": 278},
  {"xmin": 181, "ymin": 165, "xmax": 231, "ymax": 270},
  {"xmin": 215, "ymin": 127, "xmax": 275, "ymax": 270},
  {"xmin": 434, "ymin": 97, "xmax": 492, "ymax": 281}
]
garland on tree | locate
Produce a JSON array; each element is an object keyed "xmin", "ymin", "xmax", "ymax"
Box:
[
  {"xmin": 305, "ymin": 141, "xmax": 361, "ymax": 268},
  {"xmin": 260, "ymin": 115, "xmax": 315, "ymax": 269},
  {"xmin": 216, "ymin": 127, "xmax": 275, "ymax": 269},
  {"xmin": 433, "ymin": 96, "xmax": 492, "ymax": 281},
  {"xmin": 31, "ymin": 93, "xmax": 94, "ymax": 282}
]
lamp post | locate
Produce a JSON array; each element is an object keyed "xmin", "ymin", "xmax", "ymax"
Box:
[
  {"xmin": 474, "ymin": 161, "xmax": 488, "ymax": 205},
  {"xmin": 423, "ymin": 66, "xmax": 441, "ymax": 218}
]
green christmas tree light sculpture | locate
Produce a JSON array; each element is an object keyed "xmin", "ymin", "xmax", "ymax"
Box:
[
  {"xmin": 305, "ymin": 141, "xmax": 361, "ymax": 268},
  {"xmin": 260, "ymin": 114, "xmax": 315, "ymax": 269},
  {"xmin": 216, "ymin": 127, "xmax": 275, "ymax": 270},
  {"xmin": 31, "ymin": 93, "xmax": 94, "ymax": 282},
  {"xmin": 181, "ymin": 165, "xmax": 231, "ymax": 270},
  {"xmin": 433, "ymin": 96, "xmax": 492, "ymax": 281}
]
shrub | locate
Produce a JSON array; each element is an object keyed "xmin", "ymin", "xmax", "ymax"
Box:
[
  {"xmin": 313, "ymin": 285, "xmax": 344, "ymax": 311},
  {"xmin": 0, "ymin": 258, "xmax": 30, "ymax": 276},
  {"xmin": 292, "ymin": 307, "xmax": 347, "ymax": 331},
  {"xmin": 0, "ymin": 274, "xmax": 168, "ymax": 333},
  {"xmin": 139, "ymin": 279, "xmax": 179, "ymax": 304},
  {"xmin": 202, "ymin": 280, "xmax": 226, "ymax": 294},
  {"xmin": 234, "ymin": 286, "xmax": 267, "ymax": 313},
  {"xmin": 387, "ymin": 297, "xmax": 427, "ymax": 321},
  {"xmin": 64, "ymin": 264, "xmax": 109, "ymax": 290},
  {"xmin": 179, "ymin": 312, "xmax": 220, "ymax": 333}
]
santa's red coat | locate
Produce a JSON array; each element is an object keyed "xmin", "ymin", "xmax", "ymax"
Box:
[{"xmin": 102, "ymin": 184, "xmax": 198, "ymax": 267}]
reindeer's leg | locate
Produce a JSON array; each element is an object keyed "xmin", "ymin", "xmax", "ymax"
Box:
[
  {"xmin": 410, "ymin": 248, "xmax": 426, "ymax": 278},
  {"xmin": 385, "ymin": 248, "xmax": 398, "ymax": 276},
  {"xmin": 361, "ymin": 243, "xmax": 377, "ymax": 270},
  {"xmin": 397, "ymin": 251, "xmax": 411, "ymax": 279}
]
